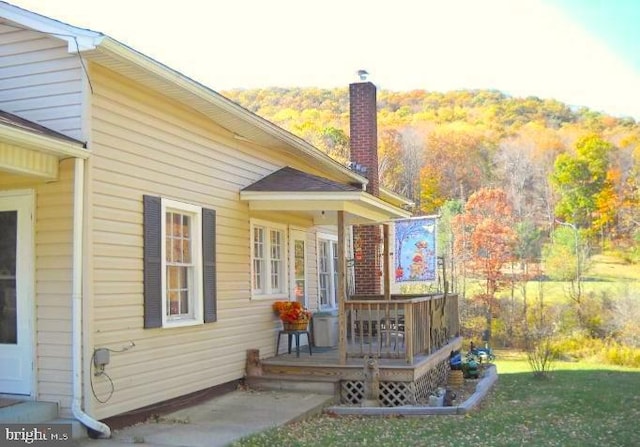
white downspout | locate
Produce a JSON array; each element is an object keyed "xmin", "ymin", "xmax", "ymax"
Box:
[{"xmin": 71, "ymin": 157, "xmax": 111, "ymax": 438}]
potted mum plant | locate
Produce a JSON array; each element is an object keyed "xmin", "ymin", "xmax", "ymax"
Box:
[{"xmin": 272, "ymin": 300, "xmax": 311, "ymax": 331}]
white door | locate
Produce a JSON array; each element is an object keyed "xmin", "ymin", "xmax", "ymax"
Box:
[{"xmin": 0, "ymin": 191, "xmax": 34, "ymax": 395}]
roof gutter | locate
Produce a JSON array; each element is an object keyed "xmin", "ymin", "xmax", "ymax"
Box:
[{"xmin": 1, "ymin": 124, "xmax": 88, "ymax": 159}]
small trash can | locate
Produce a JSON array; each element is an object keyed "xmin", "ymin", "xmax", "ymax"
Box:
[{"xmin": 312, "ymin": 311, "xmax": 338, "ymax": 347}]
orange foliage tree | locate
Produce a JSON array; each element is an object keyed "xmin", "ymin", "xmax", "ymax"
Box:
[{"xmin": 452, "ymin": 188, "xmax": 517, "ymax": 343}]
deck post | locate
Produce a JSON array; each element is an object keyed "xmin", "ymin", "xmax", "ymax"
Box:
[
  {"xmin": 383, "ymin": 223, "xmax": 390, "ymax": 301},
  {"xmin": 362, "ymin": 355, "xmax": 380, "ymax": 406},
  {"xmin": 338, "ymin": 211, "xmax": 347, "ymax": 365},
  {"xmin": 246, "ymin": 349, "xmax": 262, "ymax": 377},
  {"xmin": 405, "ymin": 302, "xmax": 414, "ymax": 363},
  {"xmin": 382, "ymin": 224, "xmax": 391, "ymax": 349}
]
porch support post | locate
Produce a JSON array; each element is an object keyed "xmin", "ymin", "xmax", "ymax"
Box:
[
  {"xmin": 383, "ymin": 223, "xmax": 390, "ymax": 300},
  {"xmin": 337, "ymin": 211, "xmax": 347, "ymax": 365}
]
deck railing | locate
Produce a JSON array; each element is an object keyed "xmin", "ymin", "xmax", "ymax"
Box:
[{"xmin": 343, "ymin": 294, "xmax": 459, "ymax": 363}]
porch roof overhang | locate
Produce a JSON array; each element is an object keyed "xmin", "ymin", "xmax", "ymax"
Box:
[
  {"xmin": 240, "ymin": 167, "xmax": 412, "ymax": 225},
  {"xmin": 241, "ymin": 190, "xmax": 412, "ymax": 225},
  {"xmin": 0, "ymin": 111, "xmax": 88, "ymax": 181}
]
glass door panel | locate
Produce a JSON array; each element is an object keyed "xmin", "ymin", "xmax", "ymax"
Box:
[{"xmin": 0, "ymin": 211, "xmax": 17, "ymax": 344}]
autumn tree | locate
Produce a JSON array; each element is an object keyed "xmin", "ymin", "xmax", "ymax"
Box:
[
  {"xmin": 543, "ymin": 224, "xmax": 591, "ymax": 329},
  {"xmin": 611, "ymin": 132, "xmax": 640, "ymax": 242},
  {"xmin": 378, "ymin": 127, "xmax": 426, "ymax": 207},
  {"xmin": 551, "ymin": 134, "xmax": 614, "ymax": 236},
  {"xmin": 436, "ymin": 199, "xmax": 464, "ymax": 293},
  {"xmin": 321, "ymin": 126, "xmax": 349, "ymax": 163},
  {"xmin": 422, "ymin": 123, "xmax": 496, "ymax": 208},
  {"xmin": 510, "ymin": 220, "xmax": 543, "ymax": 339},
  {"xmin": 452, "ymin": 188, "xmax": 517, "ymax": 343},
  {"xmin": 378, "ymin": 128, "xmax": 403, "ymax": 193},
  {"xmin": 494, "ymin": 123, "xmax": 565, "ymax": 225}
]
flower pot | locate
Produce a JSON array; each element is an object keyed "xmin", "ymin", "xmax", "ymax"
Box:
[{"xmin": 282, "ymin": 320, "xmax": 308, "ymax": 331}]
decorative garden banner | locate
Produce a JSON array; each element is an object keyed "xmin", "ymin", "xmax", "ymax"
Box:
[{"xmin": 394, "ymin": 216, "xmax": 437, "ymax": 282}]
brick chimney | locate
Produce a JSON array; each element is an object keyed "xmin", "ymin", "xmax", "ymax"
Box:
[
  {"xmin": 350, "ymin": 76, "xmax": 382, "ymax": 295},
  {"xmin": 349, "ymin": 80, "xmax": 379, "ymax": 197}
]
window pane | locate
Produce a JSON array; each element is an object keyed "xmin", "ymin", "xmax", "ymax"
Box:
[
  {"xmin": 270, "ymin": 230, "xmax": 283, "ymax": 293},
  {"xmin": 253, "ymin": 227, "xmax": 264, "ymax": 258},
  {"xmin": 166, "ymin": 265, "xmax": 190, "ymax": 316},
  {"xmin": 172, "ymin": 213, "xmax": 182, "ymax": 236},
  {"xmin": 271, "ymin": 259, "xmax": 280, "ymax": 291},
  {"xmin": 167, "ymin": 265, "xmax": 177, "ymax": 289},
  {"xmin": 270, "ymin": 230, "xmax": 281, "ymax": 259},
  {"xmin": 182, "ymin": 215, "xmax": 191, "ymax": 263},
  {"xmin": 319, "ymin": 240, "xmax": 329, "ymax": 306},
  {"xmin": 166, "ymin": 213, "xmax": 173, "ymax": 262},
  {"xmin": 180, "ymin": 290, "xmax": 189, "ymax": 314},
  {"xmin": 166, "ymin": 212, "xmax": 192, "ymax": 264},
  {"xmin": 172, "ymin": 237, "xmax": 182, "ymax": 263},
  {"xmin": 167, "ymin": 290, "xmax": 179, "ymax": 315},
  {"xmin": 332, "ymin": 241, "xmax": 339, "ymax": 302},
  {"xmin": 253, "ymin": 227, "xmax": 264, "ymax": 292},
  {"xmin": 294, "ymin": 240, "xmax": 305, "ymax": 303},
  {"xmin": 253, "ymin": 259, "xmax": 263, "ymax": 291},
  {"xmin": 0, "ymin": 211, "xmax": 17, "ymax": 344}
]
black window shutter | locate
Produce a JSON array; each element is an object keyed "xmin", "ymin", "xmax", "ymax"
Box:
[
  {"xmin": 202, "ymin": 208, "xmax": 217, "ymax": 323},
  {"xmin": 143, "ymin": 195, "xmax": 163, "ymax": 328}
]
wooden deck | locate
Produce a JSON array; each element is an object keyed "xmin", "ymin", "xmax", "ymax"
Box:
[
  {"xmin": 252, "ymin": 293, "xmax": 461, "ymax": 406},
  {"xmin": 260, "ymin": 336, "xmax": 462, "ymax": 383}
]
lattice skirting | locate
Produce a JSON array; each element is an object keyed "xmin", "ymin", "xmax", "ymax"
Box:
[{"xmin": 340, "ymin": 358, "xmax": 450, "ymax": 406}]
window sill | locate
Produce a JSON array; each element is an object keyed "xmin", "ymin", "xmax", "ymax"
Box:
[
  {"xmin": 251, "ymin": 293, "xmax": 289, "ymax": 301},
  {"xmin": 162, "ymin": 318, "xmax": 204, "ymax": 329}
]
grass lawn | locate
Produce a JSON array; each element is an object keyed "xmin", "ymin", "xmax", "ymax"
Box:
[
  {"xmin": 232, "ymin": 352, "xmax": 640, "ymax": 447},
  {"xmin": 463, "ymin": 252, "xmax": 640, "ymax": 303}
]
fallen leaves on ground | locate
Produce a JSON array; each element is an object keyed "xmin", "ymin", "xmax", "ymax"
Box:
[{"xmin": 232, "ymin": 362, "xmax": 640, "ymax": 447}]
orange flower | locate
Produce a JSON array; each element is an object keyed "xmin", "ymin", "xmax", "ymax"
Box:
[{"xmin": 272, "ymin": 300, "xmax": 311, "ymax": 323}]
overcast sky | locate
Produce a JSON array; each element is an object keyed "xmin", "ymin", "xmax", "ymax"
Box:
[{"xmin": 7, "ymin": 0, "xmax": 640, "ymax": 119}]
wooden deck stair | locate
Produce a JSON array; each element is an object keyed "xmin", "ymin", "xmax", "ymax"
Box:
[{"xmin": 246, "ymin": 373, "xmax": 341, "ymax": 396}]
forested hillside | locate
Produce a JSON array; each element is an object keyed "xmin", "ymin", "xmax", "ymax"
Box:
[
  {"xmin": 223, "ymin": 87, "xmax": 639, "ymax": 248},
  {"xmin": 224, "ymin": 87, "xmax": 640, "ymax": 357}
]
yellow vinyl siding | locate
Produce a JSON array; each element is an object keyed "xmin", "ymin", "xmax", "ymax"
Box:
[
  {"xmin": 34, "ymin": 159, "xmax": 75, "ymax": 415},
  {"xmin": 88, "ymin": 64, "xmax": 310, "ymax": 418}
]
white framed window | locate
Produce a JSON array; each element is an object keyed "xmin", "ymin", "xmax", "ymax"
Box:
[
  {"xmin": 318, "ymin": 233, "xmax": 338, "ymax": 309},
  {"xmin": 251, "ymin": 219, "xmax": 287, "ymax": 299},
  {"xmin": 161, "ymin": 198, "xmax": 203, "ymax": 327}
]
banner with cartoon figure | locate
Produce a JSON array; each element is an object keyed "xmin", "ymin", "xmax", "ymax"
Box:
[{"xmin": 394, "ymin": 216, "xmax": 437, "ymax": 282}]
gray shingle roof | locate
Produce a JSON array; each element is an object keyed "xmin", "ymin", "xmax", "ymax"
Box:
[
  {"xmin": 0, "ymin": 110, "xmax": 84, "ymax": 146},
  {"xmin": 242, "ymin": 166, "xmax": 363, "ymax": 192}
]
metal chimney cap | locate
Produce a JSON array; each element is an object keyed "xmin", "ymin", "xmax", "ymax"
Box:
[{"xmin": 357, "ymin": 69, "xmax": 369, "ymax": 81}]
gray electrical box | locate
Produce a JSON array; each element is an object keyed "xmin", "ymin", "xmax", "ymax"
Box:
[{"xmin": 94, "ymin": 348, "xmax": 110, "ymax": 367}]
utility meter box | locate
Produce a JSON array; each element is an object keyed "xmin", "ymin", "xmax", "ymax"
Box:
[{"xmin": 313, "ymin": 311, "xmax": 339, "ymax": 347}]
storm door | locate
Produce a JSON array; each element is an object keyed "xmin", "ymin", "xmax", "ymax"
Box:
[{"xmin": 0, "ymin": 192, "xmax": 33, "ymax": 395}]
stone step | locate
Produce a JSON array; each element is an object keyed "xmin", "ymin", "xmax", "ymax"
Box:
[
  {"xmin": 0, "ymin": 401, "xmax": 58, "ymax": 424},
  {"xmin": 0, "ymin": 403, "xmax": 88, "ymax": 439},
  {"xmin": 246, "ymin": 373, "xmax": 341, "ymax": 396}
]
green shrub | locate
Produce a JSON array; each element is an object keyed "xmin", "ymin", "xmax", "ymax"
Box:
[
  {"xmin": 603, "ymin": 344, "xmax": 640, "ymax": 368},
  {"xmin": 551, "ymin": 334, "xmax": 640, "ymax": 368}
]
